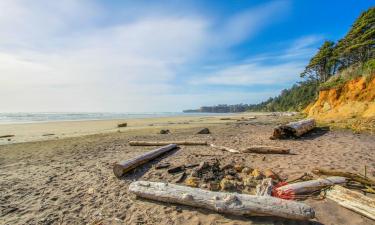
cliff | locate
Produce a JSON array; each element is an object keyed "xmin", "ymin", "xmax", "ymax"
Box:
[{"xmin": 304, "ymin": 76, "xmax": 375, "ymax": 132}]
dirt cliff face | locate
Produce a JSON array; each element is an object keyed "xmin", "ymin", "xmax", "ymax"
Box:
[{"xmin": 305, "ymin": 76, "xmax": 375, "ymax": 132}]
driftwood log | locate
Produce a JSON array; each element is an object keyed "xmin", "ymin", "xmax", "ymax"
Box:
[
  {"xmin": 312, "ymin": 168, "xmax": 375, "ymax": 186},
  {"xmin": 210, "ymin": 144, "xmax": 240, "ymax": 153},
  {"xmin": 129, "ymin": 141, "xmax": 207, "ymax": 146},
  {"xmin": 242, "ymin": 146, "xmax": 290, "ymax": 154},
  {"xmin": 272, "ymin": 119, "xmax": 316, "ymax": 139},
  {"xmin": 326, "ymin": 185, "xmax": 375, "ymax": 220},
  {"xmin": 129, "ymin": 181, "xmax": 315, "ymax": 220},
  {"xmin": 113, "ymin": 144, "xmax": 177, "ymax": 178},
  {"xmin": 276, "ymin": 176, "xmax": 346, "ymax": 195}
]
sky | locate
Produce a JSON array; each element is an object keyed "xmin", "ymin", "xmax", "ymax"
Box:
[{"xmin": 0, "ymin": 0, "xmax": 373, "ymax": 112}]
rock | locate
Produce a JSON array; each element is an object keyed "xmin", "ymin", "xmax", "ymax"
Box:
[
  {"xmin": 117, "ymin": 123, "xmax": 127, "ymax": 128},
  {"xmin": 160, "ymin": 129, "xmax": 170, "ymax": 134},
  {"xmin": 234, "ymin": 164, "xmax": 244, "ymax": 172},
  {"xmin": 197, "ymin": 128, "xmax": 210, "ymax": 134},
  {"xmin": 251, "ymin": 169, "xmax": 263, "ymax": 180},
  {"xmin": 185, "ymin": 177, "xmax": 200, "ymax": 187},
  {"xmin": 241, "ymin": 167, "xmax": 252, "ymax": 174}
]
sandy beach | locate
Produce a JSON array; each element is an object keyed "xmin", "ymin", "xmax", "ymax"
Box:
[{"xmin": 0, "ymin": 113, "xmax": 374, "ymax": 225}]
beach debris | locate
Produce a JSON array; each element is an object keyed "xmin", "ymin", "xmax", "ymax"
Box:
[
  {"xmin": 209, "ymin": 144, "xmax": 240, "ymax": 153},
  {"xmin": 129, "ymin": 181, "xmax": 315, "ymax": 220},
  {"xmin": 197, "ymin": 128, "xmax": 210, "ymax": 134},
  {"xmin": 243, "ymin": 146, "xmax": 290, "ymax": 154},
  {"xmin": 185, "ymin": 177, "xmax": 200, "ymax": 187},
  {"xmin": 191, "ymin": 160, "xmax": 224, "ymax": 183},
  {"xmin": 271, "ymin": 118, "xmax": 316, "ymax": 139},
  {"xmin": 42, "ymin": 133, "xmax": 55, "ymax": 136},
  {"xmin": 220, "ymin": 118, "xmax": 232, "ymax": 120},
  {"xmin": 312, "ymin": 168, "xmax": 375, "ymax": 186},
  {"xmin": 264, "ymin": 169, "xmax": 280, "ymax": 181},
  {"xmin": 325, "ymin": 185, "xmax": 375, "ymax": 220},
  {"xmin": 256, "ymin": 178, "xmax": 273, "ymax": 196},
  {"xmin": 129, "ymin": 141, "xmax": 207, "ymax": 146},
  {"xmin": 160, "ymin": 129, "xmax": 170, "ymax": 134},
  {"xmin": 155, "ymin": 162, "xmax": 170, "ymax": 169},
  {"xmin": 275, "ymin": 176, "xmax": 347, "ymax": 198},
  {"xmin": 117, "ymin": 122, "xmax": 127, "ymax": 128},
  {"xmin": 168, "ymin": 166, "xmax": 185, "ymax": 174},
  {"xmin": 248, "ymin": 116, "xmax": 257, "ymax": 120},
  {"xmin": 174, "ymin": 172, "xmax": 187, "ymax": 183},
  {"xmin": 113, "ymin": 144, "xmax": 178, "ymax": 178},
  {"xmin": 185, "ymin": 163, "xmax": 199, "ymax": 168},
  {"xmin": 0, "ymin": 134, "xmax": 15, "ymax": 138},
  {"xmin": 251, "ymin": 169, "xmax": 264, "ymax": 180}
]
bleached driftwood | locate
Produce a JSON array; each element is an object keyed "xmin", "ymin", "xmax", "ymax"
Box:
[
  {"xmin": 276, "ymin": 176, "xmax": 346, "ymax": 195},
  {"xmin": 210, "ymin": 144, "xmax": 240, "ymax": 153},
  {"xmin": 242, "ymin": 146, "xmax": 290, "ymax": 154},
  {"xmin": 272, "ymin": 119, "xmax": 316, "ymax": 139},
  {"xmin": 129, "ymin": 141, "xmax": 207, "ymax": 146},
  {"xmin": 129, "ymin": 181, "xmax": 315, "ymax": 220},
  {"xmin": 255, "ymin": 178, "xmax": 273, "ymax": 196},
  {"xmin": 312, "ymin": 168, "xmax": 375, "ymax": 186},
  {"xmin": 113, "ymin": 144, "xmax": 177, "ymax": 178},
  {"xmin": 326, "ymin": 185, "xmax": 375, "ymax": 220}
]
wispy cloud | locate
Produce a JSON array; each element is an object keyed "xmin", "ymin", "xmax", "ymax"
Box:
[{"xmin": 0, "ymin": 0, "xmax": 319, "ymax": 112}]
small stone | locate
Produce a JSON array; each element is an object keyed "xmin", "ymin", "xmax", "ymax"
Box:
[
  {"xmin": 117, "ymin": 123, "xmax": 127, "ymax": 128},
  {"xmin": 87, "ymin": 188, "xmax": 95, "ymax": 194},
  {"xmin": 160, "ymin": 129, "xmax": 170, "ymax": 134},
  {"xmin": 185, "ymin": 177, "xmax": 200, "ymax": 187},
  {"xmin": 197, "ymin": 128, "xmax": 210, "ymax": 134}
]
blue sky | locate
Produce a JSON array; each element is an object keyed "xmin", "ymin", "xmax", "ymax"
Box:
[{"xmin": 0, "ymin": 0, "xmax": 373, "ymax": 112}]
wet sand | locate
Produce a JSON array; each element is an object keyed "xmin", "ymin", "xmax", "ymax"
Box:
[{"xmin": 0, "ymin": 114, "xmax": 374, "ymax": 225}]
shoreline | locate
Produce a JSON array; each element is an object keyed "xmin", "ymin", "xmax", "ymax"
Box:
[{"xmin": 0, "ymin": 112, "xmax": 268, "ymax": 145}]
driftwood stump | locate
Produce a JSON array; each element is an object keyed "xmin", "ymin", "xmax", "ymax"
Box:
[{"xmin": 272, "ymin": 119, "xmax": 316, "ymax": 139}]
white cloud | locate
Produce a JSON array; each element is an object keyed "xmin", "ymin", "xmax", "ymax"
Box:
[{"xmin": 0, "ymin": 0, "xmax": 302, "ymax": 112}]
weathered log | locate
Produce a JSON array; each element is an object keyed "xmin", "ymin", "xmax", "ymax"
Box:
[
  {"xmin": 312, "ymin": 168, "xmax": 375, "ymax": 186},
  {"xmin": 272, "ymin": 119, "xmax": 316, "ymax": 139},
  {"xmin": 129, "ymin": 141, "xmax": 207, "ymax": 146},
  {"xmin": 256, "ymin": 178, "xmax": 273, "ymax": 196},
  {"xmin": 276, "ymin": 176, "xmax": 346, "ymax": 195},
  {"xmin": 0, "ymin": 134, "xmax": 15, "ymax": 138},
  {"xmin": 129, "ymin": 181, "xmax": 315, "ymax": 220},
  {"xmin": 210, "ymin": 144, "xmax": 240, "ymax": 153},
  {"xmin": 113, "ymin": 144, "xmax": 177, "ymax": 178},
  {"xmin": 242, "ymin": 146, "xmax": 290, "ymax": 154},
  {"xmin": 326, "ymin": 185, "xmax": 375, "ymax": 220}
]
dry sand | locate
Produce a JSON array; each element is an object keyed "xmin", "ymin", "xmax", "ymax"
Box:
[{"xmin": 0, "ymin": 114, "xmax": 374, "ymax": 225}]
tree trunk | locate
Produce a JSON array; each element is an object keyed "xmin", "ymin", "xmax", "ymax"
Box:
[
  {"xmin": 272, "ymin": 119, "xmax": 316, "ymax": 139},
  {"xmin": 276, "ymin": 176, "xmax": 346, "ymax": 195},
  {"xmin": 129, "ymin": 141, "xmax": 207, "ymax": 146},
  {"xmin": 326, "ymin": 185, "xmax": 375, "ymax": 220},
  {"xmin": 129, "ymin": 181, "xmax": 315, "ymax": 220},
  {"xmin": 243, "ymin": 146, "xmax": 290, "ymax": 154},
  {"xmin": 113, "ymin": 144, "xmax": 177, "ymax": 178}
]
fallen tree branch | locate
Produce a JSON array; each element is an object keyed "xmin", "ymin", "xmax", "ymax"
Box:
[
  {"xmin": 326, "ymin": 185, "xmax": 375, "ymax": 220},
  {"xmin": 129, "ymin": 181, "xmax": 315, "ymax": 220},
  {"xmin": 242, "ymin": 146, "xmax": 290, "ymax": 154},
  {"xmin": 209, "ymin": 144, "xmax": 240, "ymax": 153},
  {"xmin": 113, "ymin": 144, "xmax": 177, "ymax": 178},
  {"xmin": 276, "ymin": 176, "xmax": 346, "ymax": 196},
  {"xmin": 312, "ymin": 168, "xmax": 375, "ymax": 186},
  {"xmin": 129, "ymin": 141, "xmax": 207, "ymax": 146}
]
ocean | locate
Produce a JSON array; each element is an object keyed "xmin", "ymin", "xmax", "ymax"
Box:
[{"xmin": 0, "ymin": 112, "xmax": 225, "ymax": 124}]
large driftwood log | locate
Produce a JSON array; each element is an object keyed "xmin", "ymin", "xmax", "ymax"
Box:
[
  {"xmin": 326, "ymin": 185, "xmax": 375, "ymax": 220},
  {"xmin": 129, "ymin": 141, "xmax": 207, "ymax": 146},
  {"xmin": 129, "ymin": 181, "xmax": 315, "ymax": 220},
  {"xmin": 312, "ymin": 168, "xmax": 375, "ymax": 186},
  {"xmin": 242, "ymin": 146, "xmax": 290, "ymax": 154},
  {"xmin": 276, "ymin": 176, "xmax": 346, "ymax": 195},
  {"xmin": 272, "ymin": 119, "xmax": 316, "ymax": 139},
  {"xmin": 113, "ymin": 144, "xmax": 177, "ymax": 178},
  {"xmin": 210, "ymin": 144, "xmax": 240, "ymax": 153}
]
